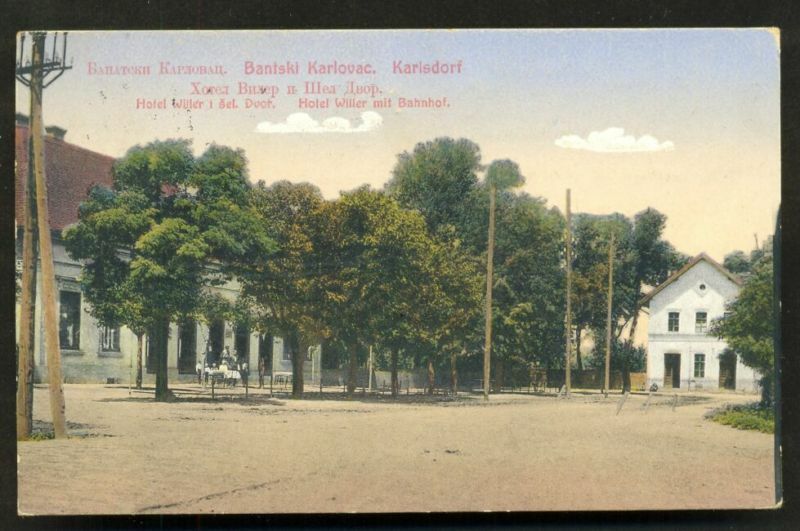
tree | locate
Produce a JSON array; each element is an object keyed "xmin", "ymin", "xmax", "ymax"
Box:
[
  {"xmin": 723, "ymin": 250, "xmax": 751, "ymax": 275},
  {"xmin": 711, "ymin": 253, "xmax": 775, "ymax": 405},
  {"xmin": 65, "ymin": 140, "xmax": 273, "ymax": 401},
  {"xmin": 490, "ymin": 192, "xmax": 565, "ymax": 388},
  {"xmin": 569, "ymin": 209, "xmax": 685, "ymax": 391},
  {"xmin": 312, "ymin": 187, "xmax": 458, "ymax": 396},
  {"xmin": 241, "ymin": 181, "xmax": 325, "ymax": 398},
  {"xmin": 571, "ymin": 213, "xmax": 635, "ymax": 372},
  {"xmin": 386, "ymin": 137, "xmax": 483, "ymax": 236},
  {"xmin": 618, "ymin": 208, "xmax": 688, "ymax": 390}
]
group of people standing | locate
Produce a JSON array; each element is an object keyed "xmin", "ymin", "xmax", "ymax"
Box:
[{"xmin": 195, "ymin": 344, "xmax": 249, "ymax": 387}]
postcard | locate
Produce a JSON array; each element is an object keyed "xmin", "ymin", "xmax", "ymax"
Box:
[{"xmin": 14, "ymin": 29, "xmax": 781, "ymax": 514}]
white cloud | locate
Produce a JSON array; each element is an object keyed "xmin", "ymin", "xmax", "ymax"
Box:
[
  {"xmin": 555, "ymin": 127, "xmax": 674, "ymax": 153},
  {"xmin": 255, "ymin": 111, "xmax": 383, "ymax": 134}
]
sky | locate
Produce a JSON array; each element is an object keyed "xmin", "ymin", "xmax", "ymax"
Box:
[{"xmin": 15, "ymin": 29, "xmax": 781, "ymax": 262}]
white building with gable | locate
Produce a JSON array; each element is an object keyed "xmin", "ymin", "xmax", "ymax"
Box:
[{"xmin": 641, "ymin": 253, "xmax": 759, "ymax": 393}]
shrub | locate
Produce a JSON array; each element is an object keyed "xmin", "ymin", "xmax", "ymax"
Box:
[{"xmin": 708, "ymin": 402, "xmax": 774, "ymax": 434}]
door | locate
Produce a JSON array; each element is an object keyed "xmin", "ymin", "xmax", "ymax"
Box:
[
  {"xmin": 719, "ymin": 351, "xmax": 737, "ymax": 390},
  {"xmin": 664, "ymin": 353, "xmax": 681, "ymax": 389}
]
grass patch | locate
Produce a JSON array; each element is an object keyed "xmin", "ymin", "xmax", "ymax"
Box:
[
  {"xmin": 707, "ymin": 402, "xmax": 774, "ymax": 434},
  {"xmin": 27, "ymin": 432, "xmax": 55, "ymax": 441}
]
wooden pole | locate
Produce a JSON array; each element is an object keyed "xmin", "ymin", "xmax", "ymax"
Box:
[
  {"xmin": 483, "ymin": 183, "xmax": 497, "ymax": 401},
  {"xmin": 564, "ymin": 189, "xmax": 572, "ymax": 396},
  {"xmin": 368, "ymin": 345, "xmax": 373, "ymax": 392},
  {"xmin": 16, "ymin": 96, "xmax": 40, "ymax": 440},
  {"xmin": 29, "ymin": 33, "xmax": 67, "ymax": 438},
  {"xmin": 604, "ymin": 232, "xmax": 615, "ymax": 395}
]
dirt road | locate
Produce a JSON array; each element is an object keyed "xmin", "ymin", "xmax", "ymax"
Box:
[{"xmin": 17, "ymin": 384, "xmax": 776, "ymax": 514}]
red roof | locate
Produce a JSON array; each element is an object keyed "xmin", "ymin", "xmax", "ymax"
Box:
[{"xmin": 15, "ymin": 123, "xmax": 115, "ymax": 231}]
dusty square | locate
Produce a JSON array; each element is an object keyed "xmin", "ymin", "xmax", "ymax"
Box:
[{"xmin": 18, "ymin": 384, "xmax": 775, "ymax": 514}]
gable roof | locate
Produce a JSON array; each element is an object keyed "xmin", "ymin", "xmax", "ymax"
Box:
[
  {"xmin": 15, "ymin": 123, "xmax": 115, "ymax": 231},
  {"xmin": 639, "ymin": 252, "xmax": 742, "ymax": 307}
]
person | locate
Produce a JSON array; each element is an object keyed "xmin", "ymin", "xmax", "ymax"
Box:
[
  {"xmin": 238, "ymin": 356, "xmax": 249, "ymax": 389},
  {"xmin": 196, "ymin": 352, "xmax": 204, "ymax": 385},
  {"xmin": 258, "ymin": 355, "xmax": 266, "ymax": 389}
]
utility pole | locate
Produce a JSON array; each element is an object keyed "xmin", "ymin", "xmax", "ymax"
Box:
[
  {"xmin": 564, "ymin": 189, "xmax": 572, "ymax": 396},
  {"xmin": 483, "ymin": 182, "xmax": 497, "ymax": 401},
  {"xmin": 16, "ymin": 106, "xmax": 39, "ymax": 439},
  {"xmin": 368, "ymin": 345, "xmax": 374, "ymax": 392},
  {"xmin": 15, "ymin": 32, "xmax": 72, "ymax": 439},
  {"xmin": 604, "ymin": 232, "xmax": 615, "ymax": 396}
]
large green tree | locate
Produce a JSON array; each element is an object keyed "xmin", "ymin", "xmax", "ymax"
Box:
[
  {"xmin": 711, "ymin": 253, "xmax": 775, "ymax": 404},
  {"xmin": 490, "ymin": 191, "xmax": 566, "ymax": 388},
  {"xmin": 65, "ymin": 140, "xmax": 273, "ymax": 401},
  {"xmin": 312, "ymin": 187, "xmax": 467, "ymax": 396},
  {"xmin": 241, "ymin": 180, "xmax": 325, "ymax": 397}
]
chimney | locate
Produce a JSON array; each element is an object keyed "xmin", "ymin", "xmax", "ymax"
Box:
[{"xmin": 45, "ymin": 125, "xmax": 67, "ymax": 140}]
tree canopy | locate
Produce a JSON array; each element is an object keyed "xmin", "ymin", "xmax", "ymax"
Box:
[
  {"xmin": 711, "ymin": 252, "xmax": 775, "ymax": 403},
  {"xmin": 65, "ymin": 140, "xmax": 273, "ymax": 400}
]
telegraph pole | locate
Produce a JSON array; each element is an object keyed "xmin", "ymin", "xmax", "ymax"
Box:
[
  {"xmin": 16, "ymin": 32, "xmax": 72, "ymax": 439},
  {"xmin": 16, "ymin": 103, "xmax": 39, "ymax": 439},
  {"xmin": 604, "ymin": 232, "xmax": 615, "ymax": 396},
  {"xmin": 483, "ymin": 183, "xmax": 497, "ymax": 401},
  {"xmin": 564, "ymin": 189, "xmax": 572, "ymax": 396}
]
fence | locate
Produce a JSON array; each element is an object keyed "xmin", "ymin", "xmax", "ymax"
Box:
[{"xmin": 535, "ymin": 369, "xmax": 647, "ymax": 392}]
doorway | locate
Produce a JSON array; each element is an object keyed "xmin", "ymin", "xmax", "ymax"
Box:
[
  {"xmin": 719, "ymin": 351, "xmax": 737, "ymax": 390},
  {"xmin": 234, "ymin": 323, "xmax": 250, "ymax": 362},
  {"xmin": 208, "ymin": 320, "xmax": 224, "ymax": 366},
  {"xmin": 178, "ymin": 320, "xmax": 197, "ymax": 374},
  {"xmin": 664, "ymin": 353, "xmax": 681, "ymax": 389}
]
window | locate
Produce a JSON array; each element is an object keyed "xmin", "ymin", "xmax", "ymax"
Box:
[
  {"xmin": 100, "ymin": 326, "xmax": 120, "ymax": 352},
  {"xmin": 695, "ymin": 312, "xmax": 708, "ymax": 333},
  {"xmin": 59, "ymin": 291, "xmax": 81, "ymax": 350},
  {"xmin": 694, "ymin": 353, "xmax": 706, "ymax": 378},
  {"xmin": 668, "ymin": 312, "xmax": 680, "ymax": 332}
]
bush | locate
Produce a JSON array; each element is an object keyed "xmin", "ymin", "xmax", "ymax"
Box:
[{"xmin": 708, "ymin": 402, "xmax": 774, "ymax": 434}]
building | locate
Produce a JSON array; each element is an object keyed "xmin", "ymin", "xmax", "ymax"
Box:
[
  {"xmin": 14, "ymin": 116, "xmax": 321, "ymax": 385},
  {"xmin": 641, "ymin": 253, "xmax": 759, "ymax": 393}
]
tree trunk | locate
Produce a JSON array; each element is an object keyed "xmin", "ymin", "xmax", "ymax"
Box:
[
  {"xmin": 347, "ymin": 342, "xmax": 358, "ymax": 396},
  {"xmin": 427, "ymin": 358, "xmax": 435, "ymax": 395},
  {"xmin": 628, "ymin": 302, "xmax": 641, "ymax": 344},
  {"xmin": 450, "ymin": 350, "xmax": 459, "ymax": 395},
  {"xmin": 135, "ymin": 334, "xmax": 143, "ymax": 389},
  {"xmin": 153, "ymin": 317, "xmax": 171, "ymax": 401},
  {"xmin": 575, "ymin": 326, "xmax": 583, "ymax": 371},
  {"xmin": 289, "ymin": 330, "xmax": 304, "ymax": 398},
  {"xmin": 621, "ymin": 365, "xmax": 631, "ymax": 393},
  {"xmin": 390, "ymin": 347, "xmax": 399, "ymax": 397}
]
